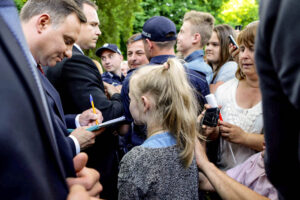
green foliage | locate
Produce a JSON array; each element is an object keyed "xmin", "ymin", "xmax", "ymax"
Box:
[
  {"xmin": 86, "ymin": 0, "xmax": 142, "ymax": 60},
  {"xmin": 218, "ymin": 0, "xmax": 259, "ymax": 28},
  {"xmin": 14, "ymin": 0, "xmax": 26, "ymax": 12},
  {"xmin": 133, "ymin": 0, "xmax": 227, "ymax": 33},
  {"xmin": 13, "ymin": 0, "xmax": 259, "ymax": 60}
]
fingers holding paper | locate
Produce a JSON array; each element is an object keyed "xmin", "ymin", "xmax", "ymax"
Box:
[
  {"xmin": 71, "ymin": 127, "xmax": 104, "ymax": 150},
  {"xmin": 80, "ymin": 108, "xmax": 103, "ymax": 126}
]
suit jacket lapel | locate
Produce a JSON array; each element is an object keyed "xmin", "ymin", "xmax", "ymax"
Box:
[
  {"xmin": 39, "ymin": 72, "xmax": 67, "ymax": 126},
  {"xmin": 73, "ymin": 45, "xmax": 84, "ymax": 55}
]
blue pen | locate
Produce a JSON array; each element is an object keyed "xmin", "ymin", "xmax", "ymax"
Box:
[{"xmin": 90, "ymin": 94, "xmax": 99, "ymax": 125}]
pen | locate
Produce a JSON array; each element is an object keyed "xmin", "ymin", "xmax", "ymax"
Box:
[{"xmin": 89, "ymin": 94, "xmax": 99, "ymax": 125}]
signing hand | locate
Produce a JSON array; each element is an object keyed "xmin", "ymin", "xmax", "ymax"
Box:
[
  {"xmin": 80, "ymin": 108, "xmax": 103, "ymax": 126},
  {"xmin": 219, "ymin": 121, "xmax": 245, "ymax": 144},
  {"xmin": 67, "ymin": 153, "xmax": 102, "ymax": 198}
]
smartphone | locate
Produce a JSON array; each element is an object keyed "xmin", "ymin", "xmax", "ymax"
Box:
[
  {"xmin": 200, "ymin": 108, "xmax": 220, "ymax": 127},
  {"xmin": 235, "ymin": 25, "xmax": 242, "ymax": 31},
  {"xmin": 229, "ymin": 35, "xmax": 239, "ymax": 49}
]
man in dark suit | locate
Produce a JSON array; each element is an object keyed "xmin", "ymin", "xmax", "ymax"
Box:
[
  {"xmin": 45, "ymin": 0, "xmax": 124, "ymax": 198},
  {"xmin": 255, "ymin": 1, "xmax": 300, "ymax": 199},
  {"xmin": 0, "ymin": 0, "xmax": 101, "ymax": 199},
  {"xmin": 20, "ymin": 0, "xmax": 104, "ymax": 159}
]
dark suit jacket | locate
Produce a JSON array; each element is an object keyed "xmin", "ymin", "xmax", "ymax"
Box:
[
  {"xmin": 0, "ymin": 2, "xmax": 69, "ymax": 199},
  {"xmin": 256, "ymin": 0, "xmax": 300, "ymax": 199},
  {"xmin": 46, "ymin": 46, "xmax": 124, "ymax": 199},
  {"xmin": 39, "ymin": 72, "xmax": 78, "ymax": 171},
  {"xmin": 46, "ymin": 46, "xmax": 124, "ymax": 120}
]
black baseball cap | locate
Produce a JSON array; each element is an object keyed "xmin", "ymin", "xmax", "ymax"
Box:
[
  {"xmin": 135, "ymin": 16, "xmax": 177, "ymax": 42},
  {"xmin": 96, "ymin": 43, "xmax": 122, "ymax": 57}
]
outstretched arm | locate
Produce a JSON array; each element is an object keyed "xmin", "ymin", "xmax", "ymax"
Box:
[{"xmin": 195, "ymin": 139, "xmax": 269, "ymax": 200}]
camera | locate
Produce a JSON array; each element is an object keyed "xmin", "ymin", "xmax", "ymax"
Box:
[{"xmin": 200, "ymin": 107, "xmax": 220, "ymax": 127}]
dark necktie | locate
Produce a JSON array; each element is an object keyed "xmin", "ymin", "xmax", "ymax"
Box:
[{"xmin": 37, "ymin": 64, "xmax": 45, "ymax": 75}]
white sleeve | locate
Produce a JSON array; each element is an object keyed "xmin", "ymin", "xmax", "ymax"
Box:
[
  {"xmin": 69, "ymin": 135, "xmax": 80, "ymax": 154},
  {"xmin": 75, "ymin": 114, "xmax": 81, "ymax": 128}
]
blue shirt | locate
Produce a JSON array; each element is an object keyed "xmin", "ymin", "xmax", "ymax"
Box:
[
  {"xmin": 184, "ymin": 50, "xmax": 213, "ymax": 84},
  {"xmin": 101, "ymin": 71, "xmax": 124, "ymax": 86},
  {"xmin": 141, "ymin": 132, "xmax": 176, "ymax": 148}
]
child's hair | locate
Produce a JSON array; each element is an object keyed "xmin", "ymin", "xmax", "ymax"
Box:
[
  {"xmin": 129, "ymin": 58, "xmax": 202, "ymax": 168},
  {"xmin": 235, "ymin": 21, "xmax": 259, "ymax": 80},
  {"xmin": 209, "ymin": 24, "xmax": 237, "ymax": 82}
]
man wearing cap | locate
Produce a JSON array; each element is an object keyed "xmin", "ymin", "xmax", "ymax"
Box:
[
  {"xmin": 45, "ymin": 0, "xmax": 123, "ymax": 199},
  {"xmin": 120, "ymin": 16, "xmax": 210, "ymax": 150},
  {"xmin": 96, "ymin": 43, "xmax": 124, "ymax": 87}
]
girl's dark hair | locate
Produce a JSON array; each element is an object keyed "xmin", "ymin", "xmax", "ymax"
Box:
[{"xmin": 209, "ymin": 24, "xmax": 236, "ymax": 82}]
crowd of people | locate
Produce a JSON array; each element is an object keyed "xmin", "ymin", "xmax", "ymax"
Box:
[{"xmin": 0, "ymin": 0, "xmax": 299, "ymax": 199}]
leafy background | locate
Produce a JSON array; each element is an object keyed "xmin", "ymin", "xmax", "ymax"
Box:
[{"xmin": 14, "ymin": 0, "xmax": 259, "ymax": 60}]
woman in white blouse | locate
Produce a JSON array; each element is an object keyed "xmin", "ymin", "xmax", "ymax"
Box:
[{"xmin": 207, "ymin": 22, "xmax": 264, "ymax": 170}]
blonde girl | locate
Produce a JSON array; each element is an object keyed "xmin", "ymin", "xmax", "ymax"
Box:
[{"xmin": 118, "ymin": 58, "xmax": 201, "ymax": 199}]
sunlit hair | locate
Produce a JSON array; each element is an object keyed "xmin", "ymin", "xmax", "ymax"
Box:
[
  {"xmin": 183, "ymin": 10, "xmax": 215, "ymax": 47},
  {"xmin": 20, "ymin": 0, "xmax": 87, "ymax": 25},
  {"xmin": 235, "ymin": 21, "xmax": 259, "ymax": 80},
  {"xmin": 209, "ymin": 24, "xmax": 237, "ymax": 82},
  {"xmin": 129, "ymin": 58, "xmax": 204, "ymax": 168}
]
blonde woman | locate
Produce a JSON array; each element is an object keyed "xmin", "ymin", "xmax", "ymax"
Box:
[{"xmin": 118, "ymin": 58, "xmax": 201, "ymax": 199}]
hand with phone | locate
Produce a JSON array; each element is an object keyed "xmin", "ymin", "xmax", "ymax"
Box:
[
  {"xmin": 228, "ymin": 35, "xmax": 240, "ymax": 63},
  {"xmin": 229, "ymin": 35, "xmax": 239, "ymax": 50},
  {"xmin": 200, "ymin": 107, "xmax": 219, "ymax": 127},
  {"xmin": 198, "ymin": 106, "xmax": 220, "ymax": 140}
]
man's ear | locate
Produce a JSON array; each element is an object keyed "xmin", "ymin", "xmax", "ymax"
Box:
[
  {"xmin": 36, "ymin": 14, "xmax": 51, "ymax": 33},
  {"xmin": 141, "ymin": 95, "xmax": 151, "ymax": 113},
  {"xmin": 193, "ymin": 32, "xmax": 201, "ymax": 45},
  {"xmin": 145, "ymin": 39, "xmax": 153, "ymax": 50}
]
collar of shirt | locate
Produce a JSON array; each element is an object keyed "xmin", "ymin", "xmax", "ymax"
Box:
[
  {"xmin": 74, "ymin": 43, "xmax": 84, "ymax": 55},
  {"xmin": 141, "ymin": 132, "xmax": 177, "ymax": 148},
  {"xmin": 149, "ymin": 55, "xmax": 176, "ymax": 65},
  {"xmin": 102, "ymin": 71, "xmax": 124, "ymax": 82},
  {"xmin": 184, "ymin": 50, "xmax": 205, "ymax": 63}
]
